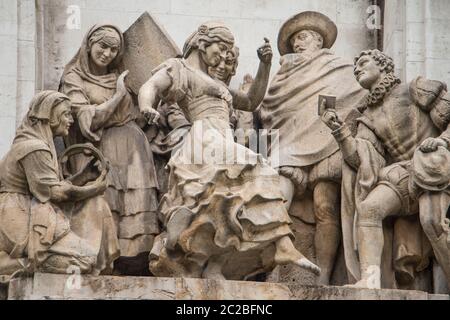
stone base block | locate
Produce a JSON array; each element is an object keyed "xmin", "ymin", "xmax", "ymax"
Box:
[
  {"xmin": 288, "ymin": 284, "xmax": 450, "ymax": 300},
  {"xmin": 0, "ymin": 276, "xmax": 8, "ymax": 300},
  {"xmin": 7, "ymin": 273, "xmax": 291, "ymax": 300},
  {"xmin": 5, "ymin": 273, "xmax": 450, "ymax": 300}
]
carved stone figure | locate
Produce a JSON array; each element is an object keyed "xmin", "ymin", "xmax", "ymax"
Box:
[
  {"xmin": 321, "ymin": 49, "xmax": 450, "ymax": 290},
  {"xmin": 139, "ymin": 21, "xmax": 320, "ymax": 280},
  {"xmin": 59, "ymin": 24, "xmax": 160, "ymax": 275},
  {"xmin": 150, "ymin": 44, "xmax": 267, "ymax": 200},
  {"xmin": 233, "ymin": 74, "xmax": 257, "ymax": 146},
  {"xmin": 260, "ymin": 11, "xmax": 366, "ymax": 284},
  {"xmin": 0, "ymin": 91, "xmax": 119, "ymax": 278}
]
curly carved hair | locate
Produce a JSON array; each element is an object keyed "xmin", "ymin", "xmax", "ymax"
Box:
[
  {"xmin": 182, "ymin": 22, "xmax": 235, "ymax": 58},
  {"xmin": 354, "ymin": 49, "xmax": 395, "ymax": 74}
]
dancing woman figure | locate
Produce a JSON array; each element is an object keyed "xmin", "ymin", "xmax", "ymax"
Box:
[{"xmin": 139, "ymin": 22, "xmax": 320, "ymax": 279}]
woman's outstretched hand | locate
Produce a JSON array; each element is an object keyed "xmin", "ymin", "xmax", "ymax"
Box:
[{"xmin": 116, "ymin": 70, "xmax": 129, "ymax": 97}]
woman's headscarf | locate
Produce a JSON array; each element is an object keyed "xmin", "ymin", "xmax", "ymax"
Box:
[
  {"xmin": 182, "ymin": 21, "xmax": 235, "ymax": 58},
  {"xmin": 60, "ymin": 24, "xmax": 125, "ymax": 90},
  {"xmin": 13, "ymin": 90, "xmax": 71, "ymax": 163}
]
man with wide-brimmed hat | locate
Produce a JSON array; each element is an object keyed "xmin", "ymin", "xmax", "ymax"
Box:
[{"xmin": 260, "ymin": 11, "xmax": 366, "ymax": 285}]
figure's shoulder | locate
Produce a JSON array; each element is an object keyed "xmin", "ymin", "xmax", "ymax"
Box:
[
  {"xmin": 153, "ymin": 58, "xmax": 183, "ymax": 73},
  {"xmin": 61, "ymin": 69, "xmax": 84, "ymax": 87},
  {"xmin": 409, "ymin": 76, "xmax": 447, "ymax": 110},
  {"xmin": 12, "ymin": 140, "xmax": 51, "ymax": 161}
]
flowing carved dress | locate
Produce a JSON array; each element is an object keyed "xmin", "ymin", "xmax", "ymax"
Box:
[
  {"xmin": 60, "ymin": 25, "xmax": 160, "ymax": 258},
  {"xmin": 151, "ymin": 58, "xmax": 293, "ymax": 276}
]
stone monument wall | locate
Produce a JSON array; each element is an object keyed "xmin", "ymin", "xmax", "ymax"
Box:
[{"xmin": 384, "ymin": 0, "xmax": 450, "ymax": 84}]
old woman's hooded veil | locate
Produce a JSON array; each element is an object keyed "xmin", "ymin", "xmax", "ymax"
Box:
[{"xmin": 0, "ymin": 91, "xmax": 118, "ymax": 274}]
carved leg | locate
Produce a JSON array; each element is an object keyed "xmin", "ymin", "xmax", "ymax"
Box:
[
  {"xmin": 352, "ymin": 185, "xmax": 402, "ymax": 289},
  {"xmin": 313, "ymin": 181, "xmax": 340, "ymax": 285},
  {"xmin": 279, "ymin": 175, "xmax": 295, "ymax": 211},
  {"xmin": 274, "ymin": 236, "xmax": 321, "ymax": 275},
  {"xmin": 419, "ymin": 192, "xmax": 450, "ymax": 290}
]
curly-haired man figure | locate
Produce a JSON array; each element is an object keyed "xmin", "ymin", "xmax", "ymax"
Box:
[{"xmin": 322, "ymin": 49, "xmax": 450, "ymax": 289}]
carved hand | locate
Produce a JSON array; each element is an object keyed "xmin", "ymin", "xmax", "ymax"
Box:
[
  {"xmin": 116, "ymin": 70, "xmax": 129, "ymax": 97},
  {"xmin": 321, "ymin": 108, "xmax": 343, "ymax": 131},
  {"xmin": 257, "ymin": 38, "xmax": 273, "ymax": 64},
  {"xmin": 419, "ymin": 137, "xmax": 448, "ymax": 153},
  {"xmin": 141, "ymin": 106, "xmax": 161, "ymax": 125},
  {"xmin": 92, "ymin": 169, "xmax": 108, "ymax": 195}
]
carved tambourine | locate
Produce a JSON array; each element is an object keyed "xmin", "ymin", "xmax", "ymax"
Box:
[{"xmin": 59, "ymin": 143, "xmax": 108, "ymax": 181}]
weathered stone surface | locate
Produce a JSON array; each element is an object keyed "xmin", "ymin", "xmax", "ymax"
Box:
[
  {"xmin": 119, "ymin": 11, "xmax": 182, "ymax": 95},
  {"xmin": 7, "ymin": 274, "xmax": 449, "ymax": 300},
  {"xmin": 288, "ymin": 284, "xmax": 448, "ymax": 300},
  {"xmin": 8, "ymin": 274, "xmax": 291, "ymax": 300},
  {"xmin": 0, "ymin": 276, "xmax": 8, "ymax": 300}
]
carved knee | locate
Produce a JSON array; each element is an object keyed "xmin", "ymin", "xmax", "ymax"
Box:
[
  {"xmin": 314, "ymin": 201, "xmax": 339, "ymax": 225},
  {"xmin": 358, "ymin": 200, "xmax": 384, "ymax": 227}
]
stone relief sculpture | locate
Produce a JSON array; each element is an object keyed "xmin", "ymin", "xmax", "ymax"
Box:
[
  {"xmin": 321, "ymin": 49, "xmax": 450, "ymax": 289},
  {"xmin": 138, "ymin": 21, "xmax": 320, "ymax": 280},
  {"xmin": 59, "ymin": 24, "xmax": 160, "ymax": 275},
  {"xmin": 2, "ymin": 7, "xmax": 450, "ymax": 300},
  {"xmin": 260, "ymin": 11, "xmax": 366, "ymax": 285},
  {"xmin": 0, "ymin": 91, "xmax": 119, "ymax": 278},
  {"xmin": 233, "ymin": 74, "xmax": 258, "ymax": 148}
]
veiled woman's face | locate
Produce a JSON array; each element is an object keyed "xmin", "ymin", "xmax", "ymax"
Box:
[
  {"xmin": 89, "ymin": 40, "xmax": 120, "ymax": 69},
  {"xmin": 50, "ymin": 101, "xmax": 73, "ymax": 137},
  {"xmin": 202, "ymin": 41, "xmax": 231, "ymax": 67}
]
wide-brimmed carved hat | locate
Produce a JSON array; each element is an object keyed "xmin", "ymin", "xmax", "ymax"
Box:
[
  {"xmin": 411, "ymin": 146, "xmax": 450, "ymax": 191},
  {"xmin": 277, "ymin": 11, "xmax": 338, "ymax": 56}
]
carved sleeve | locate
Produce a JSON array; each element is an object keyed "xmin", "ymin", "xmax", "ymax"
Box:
[
  {"xmin": 332, "ymin": 120, "xmax": 385, "ymax": 170},
  {"xmin": 331, "ymin": 124, "xmax": 360, "ymax": 169},
  {"xmin": 409, "ymin": 76, "xmax": 450, "ymax": 139},
  {"xmin": 166, "ymin": 103, "xmax": 190, "ymax": 129},
  {"xmin": 61, "ymin": 72, "xmax": 101, "ymax": 141},
  {"xmin": 151, "ymin": 59, "xmax": 187, "ymax": 105},
  {"xmin": 20, "ymin": 150, "xmax": 61, "ymax": 203}
]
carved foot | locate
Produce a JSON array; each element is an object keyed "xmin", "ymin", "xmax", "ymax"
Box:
[
  {"xmin": 274, "ymin": 236, "xmax": 321, "ymax": 276},
  {"xmin": 344, "ymin": 279, "xmax": 380, "ymax": 289},
  {"xmin": 293, "ymin": 258, "xmax": 321, "ymax": 276}
]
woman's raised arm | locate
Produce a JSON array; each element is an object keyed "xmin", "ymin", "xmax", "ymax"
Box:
[{"xmin": 138, "ymin": 69, "xmax": 173, "ymax": 125}]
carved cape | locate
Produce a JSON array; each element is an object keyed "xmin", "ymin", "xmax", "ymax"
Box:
[{"xmin": 260, "ymin": 49, "xmax": 366, "ymax": 167}]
